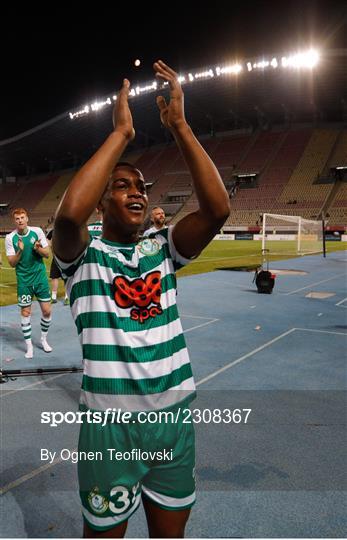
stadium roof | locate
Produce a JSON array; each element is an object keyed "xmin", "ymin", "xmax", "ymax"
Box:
[{"xmin": 1, "ymin": 48, "xmax": 346, "ymax": 177}]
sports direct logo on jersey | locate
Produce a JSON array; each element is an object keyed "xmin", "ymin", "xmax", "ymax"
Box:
[{"xmin": 113, "ymin": 271, "xmax": 162, "ymax": 323}]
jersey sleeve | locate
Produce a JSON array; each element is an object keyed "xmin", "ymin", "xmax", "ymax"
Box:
[
  {"xmin": 37, "ymin": 227, "xmax": 49, "ymax": 248},
  {"xmin": 165, "ymin": 225, "xmax": 195, "ymax": 271},
  {"xmin": 54, "ymin": 246, "xmax": 89, "ymax": 279},
  {"xmin": 5, "ymin": 234, "xmax": 15, "ymax": 256}
]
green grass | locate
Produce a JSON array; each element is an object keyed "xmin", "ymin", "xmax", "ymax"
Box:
[
  {"xmin": 176, "ymin": 240, "xmax": 347, "ymax": 277},
  {"xmin": 1, "ymin": 238, "xmax": 345, "ymax": 306}
]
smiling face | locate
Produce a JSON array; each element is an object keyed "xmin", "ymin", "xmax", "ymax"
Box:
[{"xmin": 100, "ymin": 164, "xmax": 148, "ymax": 242}]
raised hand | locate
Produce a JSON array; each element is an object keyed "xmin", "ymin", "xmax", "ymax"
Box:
[
  {"xmin": 112, "ymin": 79, "xmax": 135, "ymax": 141},
  {"xmin": 153, "ymin": 60, "xmax": 187, "ymax": 131}
]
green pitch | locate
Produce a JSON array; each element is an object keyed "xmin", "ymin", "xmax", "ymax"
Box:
[
  {"xmin": 176, "ymin": 240, "xmax": 347, "ymax": 277},
  {"xmin": 0, "ymin": 238, "xmax": 346, "ymax": 306}
]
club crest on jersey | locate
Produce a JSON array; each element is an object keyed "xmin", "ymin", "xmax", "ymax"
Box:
[
  {"xmin": 113, "ymin": 271, "xmax": 162, "ymax": 323},
  {"xmin": 138, "ymin": 238, "xmax": 160, "ymax": 256},
  {"xmin": 88, "ymin": 487, "xmax": 109, "ymax": 514},
  {"xmin": 30, "ymin": 237, "xmax": 35, "ymax": 244}
]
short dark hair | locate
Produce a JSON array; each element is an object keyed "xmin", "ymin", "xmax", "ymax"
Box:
[{"xmin": 112, "ymin": 161, "xmax": 139, "ymax": 173}]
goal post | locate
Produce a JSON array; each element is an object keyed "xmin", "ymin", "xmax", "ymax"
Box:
[{"xmin": 262, "ymin": 213, "xmax": 323, "ymax": 256}]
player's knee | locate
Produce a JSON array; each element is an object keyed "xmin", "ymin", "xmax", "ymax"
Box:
[
  {"xmin": 41, "ymin": 305, "xmax": 52, "ymax": 318},
  {"xmin": 148, "ymin": 522, "xmax": 186, "ymax": 538},
  {"xmin": 83, "ymin": 520, "xmax": 127, "ymax": 538},
  {"xmin": 21, "ymin": 307, "xmax": 31, "ymax": 317},
  {"xmin": 146, "ymin": 507, "xmax": 190, "ymax": 538}
]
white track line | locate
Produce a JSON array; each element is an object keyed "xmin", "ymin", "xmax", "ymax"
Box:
[
  {"xmin": 283, "ymin": 273, "xmax": 346, "ymax": 295},
  {"xmin": 0, "ymin": 450, "xmax": 77, "ymax": 495},
  {"xmin": 294, "ymin": 328, "xmax": 347, "ymax": 336},
  {"xmin": 196, "ymin": 327, "xmax": 346, "ymax": 388},
  {"xmin": 181, "ymin": 313, "xmax": 218, "ymax": 320},
  {"xmin": 184, "ymin": 319, "xmax": 219, "ymax": 333},
  {"xmin": 0, "ymin": 373, "xmax": 67, "ymax": 398},
  {"xmin": 336, "ymin": 297, "xmax": 347, "ymax": 306},
  {"xmin": 196, "ymin": 328, "xmax": 296, "ymax": 386}
]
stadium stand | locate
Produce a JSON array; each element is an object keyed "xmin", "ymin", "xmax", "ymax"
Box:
[
  {"xmin": 278, "ymin": 129, "xmax": 338, "ymax": 209},
  {"xmin": 1, "ymin": 126, "xmax": 346, "ymax": 234},
  {"xmin": 33, "ymin": 171, "xmax": 75, "ymax": 217},
  {"xmin": 328, "ymin": 182, "xmax": 347, "ymax": 225},
  {"xmin": 0, "ymin": 174, "xmax": 60, "ymax": 231},
  {"xmin": 0, "ymin": 181, "xmax": 20, "ymax": 208}
]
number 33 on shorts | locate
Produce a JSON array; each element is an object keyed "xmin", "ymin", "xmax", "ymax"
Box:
[{"xmin": 88, "ymin": 483, "xmax": 140, "ymax": 516}]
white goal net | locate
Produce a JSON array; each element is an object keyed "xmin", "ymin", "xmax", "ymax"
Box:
[{"xmin": 261, "ymin": 213, "xmax": 323, "ymax": 255}]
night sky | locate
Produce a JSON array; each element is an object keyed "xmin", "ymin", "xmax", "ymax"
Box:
[{"xmin": 1, "ymin": 1, "xmax": 346, "ymax": 139}]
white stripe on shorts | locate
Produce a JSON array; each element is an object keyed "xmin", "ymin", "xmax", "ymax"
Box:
[{"xmin": 142, "ymin": 485, "xmax": 195, "ymax": 508}]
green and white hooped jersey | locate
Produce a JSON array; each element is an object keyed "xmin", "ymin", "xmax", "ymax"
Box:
[
  {"xmin": 5, "ymin": 227, "xmax": 48, "ymax": 286},
  {"xmin": 55, "ymin": 226, "xmax": 196, "ymax": 413},
  {"xmin": 88, "ymin": 221, "xmax": 103, "ymax": 238},
  {"xmin": 142, "ymin": 225, "xmax": 167, "ymax": 237}
]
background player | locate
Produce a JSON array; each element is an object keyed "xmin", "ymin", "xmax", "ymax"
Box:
[
  {"xmin": 143, "ymin": 206, "xmax": 167, "ymax": 236},
  {"xmin": 5, "ymin": 208, "xmax": 53, "ymax": 358},
  {"xmin": 46, "ymin": 225, "xmax": 69, "ymax": 304}
]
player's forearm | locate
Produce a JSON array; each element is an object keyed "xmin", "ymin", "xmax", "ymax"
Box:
[
  {"xmin": 36, "ymin": 247, "xmax": 50, "ymax": 259},
  {"xmin": 172, "ymin": 123, "xmax": 230, "ymax": 222},
  {"xmin": 8, "ymin": 252, "xmax": 22, "ymax": 267},
  {"xmin": 55, "ymin": 131, "xmax": 130, "ymax": 225}
]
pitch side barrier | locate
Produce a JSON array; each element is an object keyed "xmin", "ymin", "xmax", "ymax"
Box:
[{"xmin": 0, "ymin": 366, "xmax": 83, "ymax": 384}]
